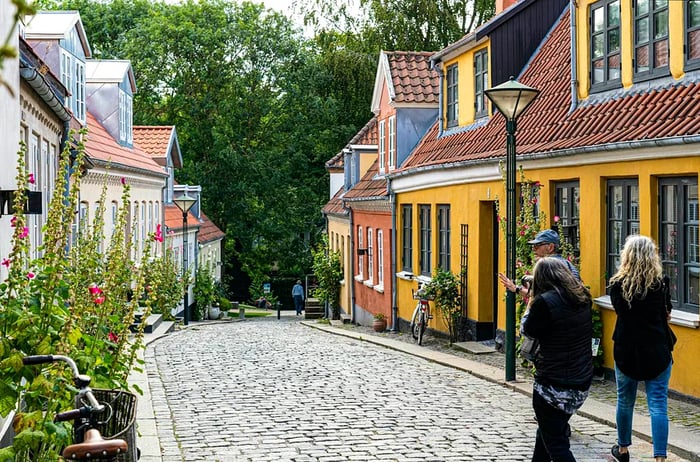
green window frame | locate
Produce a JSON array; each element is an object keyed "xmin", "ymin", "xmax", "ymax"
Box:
[{"xmin": 402, "ymin": 205, "xmax": 413, "ymax": 272}]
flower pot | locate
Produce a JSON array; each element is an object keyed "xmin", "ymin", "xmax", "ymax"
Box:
[
  {"xmin": 208, "ymin": 305, "xmax": 221, "ymax": 320},
  {"xmin": 372, "ymin": 318, "xmax": 387, "ymax": 332}
]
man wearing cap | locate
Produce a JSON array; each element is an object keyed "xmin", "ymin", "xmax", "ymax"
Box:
[{"xmin": 498, "ymin": 229, "xmax": 580, "ymax": 298}]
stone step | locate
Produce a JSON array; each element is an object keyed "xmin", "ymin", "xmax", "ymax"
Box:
[{"xmin": 130, "ymin": 313, "xmax": 163, "ymax": 334}]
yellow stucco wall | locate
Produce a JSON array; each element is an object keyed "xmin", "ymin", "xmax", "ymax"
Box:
[
  {"xmin": 576, "ymin": 0, "xmax": 687, "ymax": 99},
  {"xmin": 442, "ymin": 44, "xmax": 490, "ymax": 129},
  {"xmin": 327, "ymin": 215, "xmax": 351, "ymax": 315},
  {"xmin": 396, "ymin": 152, "xmax": 700, "ymax": 397}
]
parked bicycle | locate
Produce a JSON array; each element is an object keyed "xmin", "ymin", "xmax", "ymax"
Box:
[
  {"xmin": 22, "ymin": 354, "xmax": 134, "ymax": 461},
  {"xmin": 409, "ymin": 278, "xmax": 433, "ymax": 345}
]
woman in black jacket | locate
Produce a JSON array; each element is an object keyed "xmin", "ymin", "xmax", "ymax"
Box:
[
  {"xmin": 609, "ymin": 235, "xmax": 675, "ymax": 462},
  {"xmin": 521, "ymin": 257, "xmax": 593, "ymax": 462}
]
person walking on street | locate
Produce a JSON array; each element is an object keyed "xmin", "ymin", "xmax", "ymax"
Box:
[
  {"xmin": 292, "ymin": 280, "xmax": 305, "ymax": 316},
  {"xmin": 609, "ymin": 235, "xmax": 676, "ymax": 462},
  {"xmin": 499, "ymin": 228, "xmax": 580, "ymax": 299},
  {"xmin": 521, "ymin": 257, "xmax": 593, "ymax": 462}
]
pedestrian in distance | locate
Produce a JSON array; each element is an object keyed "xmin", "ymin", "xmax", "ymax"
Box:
[
  {"xmin": 520, "ymin": 257, "xmax": 593, "ymax": 462},
  {"xmin": 292, "ymin": 280, "xmax": 305, "ymax": 316},
  {"xmin": 499, "ymin": 228, "xmax": 580, "ymax": 299},
  {"xmin": 608, "ymin": 235, "xmax": 676, "ymax": 462}
]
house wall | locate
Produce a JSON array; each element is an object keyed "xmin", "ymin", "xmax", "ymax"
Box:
[
  {"xmin": 199, "ymin": 239, "xmax": 222, "ymax": 282},
  {"xmin": 443, "ymin": 44, "xmax": 490, "ymax": 127},
  {"xmin": 327, "ymin": 215, "xmax": 351, "ymax": 315},
  {"xmin": 352, "ymin": 207, "xmax": 392, "ymax": 327}
]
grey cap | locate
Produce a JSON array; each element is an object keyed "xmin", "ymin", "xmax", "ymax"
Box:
[{"xmin": 527, "ymin": 229, "xmax": 559, "ymax": 246}]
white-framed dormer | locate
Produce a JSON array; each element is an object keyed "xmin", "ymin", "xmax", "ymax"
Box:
[
  {"xmin": 378, "ymin": 119, "xmax": 386, "ymax": 174},
  {"xmin": 388, "ymin": 115, "xmax": 396, "ymax": 170},
  {"xmin": 86, "ymin": 60, "xmax": 136, "ymax": 148}
]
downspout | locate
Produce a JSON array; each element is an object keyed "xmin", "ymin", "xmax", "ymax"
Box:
[
  {"xmin": 346, "ymin": 199, "xmax": 356, "ymax": 324},
  {"xmin": 569, "ymin": 0, "xmax": 579, "ymax": 112},
  {"xmin": 388, "ymin": 178, "xmax": 398, "ymax": 332},
  {"xmin": 431, "ymin": 59, "xmax": 445, "ymax": 137}
]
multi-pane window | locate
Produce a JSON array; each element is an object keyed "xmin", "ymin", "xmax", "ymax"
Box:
[
  {"xmin": 119, "ymin": 89, "xmax": 133, "ymax": 145},
  {"xmin": 438, "ymin": 205, "xmax": 451, "ymax": 271},
  {"xmin": 367, "ymin": 228, "xmax": 374, "ymax": 283},
  {"xmin": 634, "ymin": 0, "xmax": 669, "ymax": 81},
  {"xmin": 111, "ymin": 201, "xmax": 118, "ymax": 237},
  {"xmin": 60, "ymin": 51, "xmax": 74, "ymax": 118},
  {"xmin": 554, "ymin": 181, "xmax": 581, "ymax": 256},
  {"xmin": 388, "ymin": 116, "xmax": 396, "ymax": 170},
  {"xmin": 377, "ymin": 230, "xmax": 384, "ymax": 286},
  {"xmin": 446, "ymin": 64, "xmax": 458, "ymax": 128},
  {"xmin": 590, "ymin": 0, "xmax": 621, "ymax": 90},
  {"xmin": 474, "ymin": 49, "xmax": 488, "ymax": 118},
  {"xmin": 607, "ymin": 179, "xmax": 640, "ymax": 284},
  {"xmin": 378, "ymin": 120, "xmax": 386, "ymax": 173},
  {"xmin": 357, "ymin": 225, "xmax": 364, "ymax": 279},
  {"xmin": 402, "ymin": 205, "xmax": 413, "ymax": 271},
  {"xmin": 60, "ymin": 49, "xmax": 85, "ymax": 123},
  {"xmin": 419, "ymin": 205, "xmax": 432, "ymax": 276},
  {"xmin": 686, "ymin": 0, "xmax": 700, "ymax": 69},
  {"xmin": 75, "ymin": 61, "xmax": 85, "ymax": 122},
  {"xmin": 659, "ymin": 177, "xmax": 699, "ymax": 314}
]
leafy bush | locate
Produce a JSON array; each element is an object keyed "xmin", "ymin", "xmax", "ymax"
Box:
[
  {"xmin": 423, "ymin": 269, "xmax": 461, "ymax": 344},
  {"xmin": 311, "ymin": 235, "xmax": 342, "ymax": 319},
  {"xmin": 193, "ymin": 265, "xmax": 216, "ymax": 320}
]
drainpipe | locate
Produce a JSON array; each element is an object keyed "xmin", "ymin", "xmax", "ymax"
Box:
[
  {"xmin": 569, "ymin": 0, "xmax": 579, "ymax": 113},
  {"xmin": 431, "ymin": 60, "xmax": 445, "ymax": 138},
  {"xmin": 388, "ymin": 178, "xmax": 398, "ymax": 332},
  {"xmin": 346, "ymin": 199, "xmax": 356, "ymax": 323}
]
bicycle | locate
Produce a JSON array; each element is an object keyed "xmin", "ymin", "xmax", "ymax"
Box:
[
  {"xmin": 22, "ymin": 354, "xmax": 131, "ymax": 461},
  {"xmin": 409, "ymin": 278, "xmax": 433, "ymax": 345}
]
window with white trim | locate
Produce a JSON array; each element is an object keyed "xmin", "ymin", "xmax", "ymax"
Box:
[
  {"xmin": 357, "ymin": 225, "xmax": 364, "ymax": 279},
  {"xmin": 367, "ymin": 228, "xmax": 374, "ymax": 283},
  {"xmin": 377, "ymin": 229, "xmax": 384, "ymax": 286},
  {"xmin": 388, "ymin": 116, "xmax": 395, "ymax": 169},
  {"xmin": 378, "ymin": 120, "xmax": 386, "ymax": 173}
]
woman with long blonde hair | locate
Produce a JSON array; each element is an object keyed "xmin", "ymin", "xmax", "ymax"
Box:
[{"xmin": 608, "ymin": 235, "xmax": 676, "ymax": 462}]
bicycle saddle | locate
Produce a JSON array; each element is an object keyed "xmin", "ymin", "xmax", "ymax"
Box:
[{"xmin": 62, "ymin": 429, "xmax": 128, "ymax": 460}]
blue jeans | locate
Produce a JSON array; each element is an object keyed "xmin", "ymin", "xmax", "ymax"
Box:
[
  {"xmin": 615, "ymin": 361, "xmax": 672, "ymax": 458},
  {"xmin": 293, "ymin": 295, "xmax": 304, "ymax": 314},
  {"xmin": 531, "ymin": 390, "xmax": 576, "ymax": 462}
]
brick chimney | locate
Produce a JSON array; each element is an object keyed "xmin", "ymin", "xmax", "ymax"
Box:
[{"xmin": 496, "ymin": 0, "xmax": 519, "ymax": 14}]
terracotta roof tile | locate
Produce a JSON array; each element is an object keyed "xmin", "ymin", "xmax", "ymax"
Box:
[
  {"xmin": 196, "ymin": 211, "xmax": 225, "ymax": 244},
  {"xmin": 322, "ymin": 189, "xmax": 348, "ymax": 216},
  {"xmin": 164, "ymin": 204, "xmax": 199, "ymax": 232},
  {"xmin": 84, "ymin": 113, "xmax": 166, "ymax": 176},
  {"xmin": 343, "ymin": 159, "xmax": 387, "ymax": 200},
  {"xmin": 133, "ymin": 126, "xmax": 175, "ymax": 167},
  {"xmin": 387, "ymin": 51, "xmax": 440, "ymax": 104},
  {"xmin": 401, "ymin": 10, "xmax": 700, "ymax": 171},
  {"xmin": 326, "ymin": 117, "xmax": 379, "ymax": 169}
]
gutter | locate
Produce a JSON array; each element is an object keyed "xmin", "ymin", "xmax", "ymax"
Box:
[
  {"xmin": 20, "ymin": 66, "xmax": 71, "ymax": 122},
  {"xmin": 346, "ymin": 198, "xmax": 356, "ymax": 324}
]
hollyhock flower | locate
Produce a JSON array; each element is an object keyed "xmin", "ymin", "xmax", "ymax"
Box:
[
  {"xmin": 154, "ymin": 224, "xmax": 163, "ymax": 243},
  {"xmin": 120, "ymin": 177, "xmax": 126, "ymax": 185},
  {"xmin": 94, "ymin": 295, "xmax": 106, "ymax": 305},
  {"xmin": 89, "ymin": 284, "xmax": 103, "ymax": 296},
  {"xmin": 108, "ymin": 332, "xmax": 119, "ymax": 343},
  {"xmin": 553, "ymin": 215, "xmax": 560, "ymax": 223},
  {"xmin": 27, "ymin": 271, "xmax": 36, "ymax": 279},
  {"xmin": 10, "ymin": 216, "xmax": 16, "ymax": 227},
  {"xmin": 28, "ymin": 173, "xmax": 35, "ymax": 184},
  {"xmin": 19, "ymin": 227, "xmax": 29, "ymax": 238},
  {"xmin": 1, "ymin": 258, "xmax": 10, "ymax": 267}
]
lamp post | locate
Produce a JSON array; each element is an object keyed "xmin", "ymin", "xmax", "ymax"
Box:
[
  {"xmin": 485, "ymin": 77, "xmax": 539, "ymax": 382},
  {"xmin": 173, "ymin": 192, "xmax": 197, "ymax": 325}
]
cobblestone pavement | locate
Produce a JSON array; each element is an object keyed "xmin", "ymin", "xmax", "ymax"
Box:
[
  {"xmin": 145, "ymin": 315, "xmax": 692, "ymax": 461},
  {"xmin": 340, "ymin": 322, "xmax": 700, "ymax": 437}
]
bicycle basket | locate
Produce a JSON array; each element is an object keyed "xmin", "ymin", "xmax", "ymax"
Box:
[{"xmin": 74, "ymin": 389, "xmax": 138, "ymax": 462}]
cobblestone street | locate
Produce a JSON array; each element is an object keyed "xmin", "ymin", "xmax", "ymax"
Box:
[{"xmin": 144, "ymin": 314, "xmax": 693, "ymax": 461}]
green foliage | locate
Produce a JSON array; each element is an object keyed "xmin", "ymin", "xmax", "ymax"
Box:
[
  {"xmin": 142, "ymin": 250, "xmax": 185, "ymax": 320},
  {"xmin": 311, "ymin": 235, "xmax": 342, "ymax": 319},
  {"xmin": 193, "ymin": 265, "xmax": 216, "ymax": 321},
  {"xmin": 423, "ymin": 269, "xmax": 461, "ymax": 344},
  {"xmin": 0, "ymin": 133, "xmax": 171, "ymax": 459}
]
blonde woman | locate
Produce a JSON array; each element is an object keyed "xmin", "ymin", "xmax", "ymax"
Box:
[
  {"xmin": 520, "ymin": 257, "xmax": 592, "ymax": 462},
  {"xmin": 609, "ymin": 235, "xmax": 675, "ymax": 462}
]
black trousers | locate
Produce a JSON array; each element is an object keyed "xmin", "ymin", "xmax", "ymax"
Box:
[{"xmin": 531, "ymin": 390, "xmax": 576, "ymax": 462}]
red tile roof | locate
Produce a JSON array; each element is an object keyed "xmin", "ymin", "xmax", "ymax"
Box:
[
  {"xmin": 133, "ymin": 126, "xmax": 179, "ymax": 168},
  {"xmin": 84, "ymin": 112, "xmax": 166, "ymax": 176},
  {"xmin": 386, "ymin": 51, "xmax": 440, "ymax": 104},
  {"xmin": 326, "ymin": 117, "xmax": 379, "ymax": 170},
  {"xmin": 401, "ymin": 9, "xmax": 700, "ymax": 171},
  {"xmin": 343, "ymin": 159, "xmax": 386, "ymax": 201},
  {"xmin": 164, "ymin": 204, "xmax": 199, "ymax": 232},
  {"xmin": 322, "ymin": 189, "xmax": 348, "ymax": 217},
  {"xmin": 197, "ymin": 211, "xmax": 225, "ymax": 244}
]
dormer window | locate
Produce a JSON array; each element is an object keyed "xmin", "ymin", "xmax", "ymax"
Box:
[
  {"xmin": 446, "ymin": 64, "xmax": 458, "ymax": 128},
  {"xmin": 633, "ymin": 0, "xmax": 669, "ymax": 81},
  {"xmin": 60, "ymin": 49, "xmax": 85, "ymax": 123},
  {"xmin": 388, "ymin": 116, "xmax": 395, "ymax": 170},
  {"xmin": 474, "ymin": 49, "xmax": 488, "ymax": 118},
  {"xmin": 590, "ymin": 0, "xmax": 621, "ymax": 91},
  {"xmin": 378, "ymin": 120, "xmax": 386, "ymax": 173},
  {"xmin": 119, "ymin": 88, "xmax": 133, "ymax": 145}
]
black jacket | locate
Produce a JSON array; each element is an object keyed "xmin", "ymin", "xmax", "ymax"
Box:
[
  {"xmin": 522, "ymin": 289, "xmax": 593, "ymax": 390},
  {"xmin": 610, "ymin": 276, "xmax": 674, "ymax": 380}
]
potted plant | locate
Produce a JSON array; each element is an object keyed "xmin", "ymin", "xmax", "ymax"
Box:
[{"xmin": 372, "ymin": 313, "xmax": 387, "ymax": 332}]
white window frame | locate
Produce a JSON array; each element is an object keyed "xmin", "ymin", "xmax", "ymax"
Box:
[
  {"xmin": 377, "ymin": 229, "xmax": 384, "ymax": 287},
  {"xmin": 367, "ymin": 228, "xmax": 374, "ymax": 284},
  {"xmin": 60, "ymin": 50, "xmax": 74, "ymax": 116},
  {"xmin": 378, "ymin": 120, "xmax": 386, "ymax": 174},
  {"xmin": 357, "ymin": 226, "xmax": 364, "ymax": 280},
  {"xmin": 388, "ymin": 116, "xmax": 396, "ymax": 170},
  {"xmin": 75, "ymin": 60, "xmax": 85, "ymax": 122}
]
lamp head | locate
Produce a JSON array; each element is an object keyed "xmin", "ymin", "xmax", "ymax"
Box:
[
  {"xmin": 485, "ymin": 77, "xmax": 540, "ymax": 122},
  {"xmin": 173, "ymin": 192, "xmax": 196, "ymax": 213}
]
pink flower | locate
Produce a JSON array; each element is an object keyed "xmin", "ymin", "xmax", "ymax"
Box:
[
  {"xmin": 120, "ymin": 177, "xmax": 126, "ymax": 185},
  {"xmin": 108, "ymin": 332, "xmax": 118, "ymax": 343},
  {"xmin": 553, "ymin": 215, "xmax": 560, "ymax": 223},
  {"xmin": 1, "ymin": 258, "xmax": 10, "ymax": 267},
  {"xmin": 28, "ymin": 173, "xmax": 35, "ymax": 184},
  {"xmin": 89, "ymin": 284, "xmax": 103, "ymax": 296},
  {"xmin": 10, "ymin": 216, "xmax": 16, "ymax": 227},
  {"xmin": 94, "ymin": 295, "xmax": 106, "ymax": 305},
  {"xmin": 27, "ymin": 271, "xmax": 35, "ymax": 279},
  {"xmin": 19, "ymin": 227, "xmax": 29, "ymax": 238},
  {"xmin": 154, "ymin": 224, "xmax": 163, "ymax": 243}
]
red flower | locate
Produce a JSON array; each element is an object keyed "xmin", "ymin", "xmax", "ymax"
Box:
[
  {"xmin": 120, "ymin": 177, "xmax": 126, "ymax": 185},
  {"xmin": 108, "ymin": 332, "xmax": 119, "ymax": 343},
  {"xmin": 19, "ymin": 227, "xmax": 29, "ymax": 239},
  {"xmin": 28, "ymin": 173, "xmax": 35, "ymax": 184},
  {"xmin": 94, "ymin": 295, "xmax": 106, "ymax": 305},
  {"xmin": 1, "ymin": 258, "xmax": 10, "ymax": 267},
  {"xmin": 27, "ymin": 271, "xmax": 36, "ymax": 279},
  {"xmin": 89, "ymin": 284, "xmax": 103, "ymax": 296},
  {"xmin": 553, "ymin": 215, "xmax": 560, "ymax": 223}
]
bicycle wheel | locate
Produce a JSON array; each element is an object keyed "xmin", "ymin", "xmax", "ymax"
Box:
[
  {"xmin": 417, "ymin": 312, "xmax": 426, "ymax": 346},
  {"xmin": 410, "ymin": 306, "xmax": 421, "ymax": 341}
]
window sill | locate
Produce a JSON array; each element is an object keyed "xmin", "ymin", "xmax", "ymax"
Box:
[
  {"xmin": 354, "ymin": 275, "xmax": 364, "ymax": 282},
  {"xmin": 373, "ymin": 284, "xmax": 384, "ymax": 293},
  {"xmin": 396, "ymin": 271, "xmax": 414, "ymax": 280},
  {"xmin": 594, "ymin": 295, "xmax": 699, "ymax": 328},
  {"xmin": 363, "ymin": 279, "xmax": 374, "ymax": 287}
]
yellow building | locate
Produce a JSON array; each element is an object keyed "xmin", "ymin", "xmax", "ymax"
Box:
[{"xmin": 389, "ymin": 1, "xmax": 700, "ymax": 399}]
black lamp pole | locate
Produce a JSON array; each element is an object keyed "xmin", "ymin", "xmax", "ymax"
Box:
[
  {"xmin": 485, "ymin": 77, "xmax": 539, "ymax": 381},
  {"xmin": 174, "ymin": 193, "xmax": 197, "ymax": 325}
]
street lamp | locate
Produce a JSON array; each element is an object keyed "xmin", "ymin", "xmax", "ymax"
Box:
[
  {"xmin": 485, "ymin": 77, "xmax": 540, "ymax": 382},
  {"xmin": 173, "ymin": 192, "xmax": 197, "ymax": 325}
]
